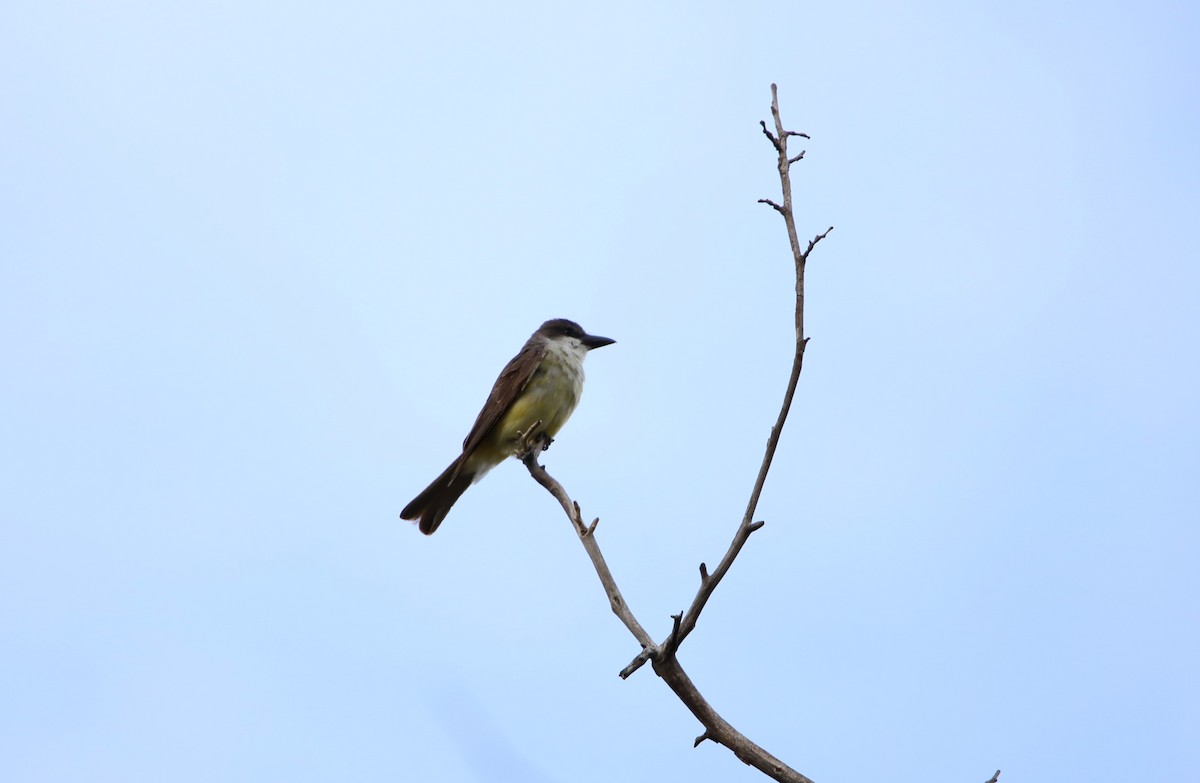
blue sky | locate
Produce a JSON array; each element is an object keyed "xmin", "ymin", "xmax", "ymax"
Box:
[{"xmin": 2, "ymin": 1, "xmax": 1197, "ymax": 781}]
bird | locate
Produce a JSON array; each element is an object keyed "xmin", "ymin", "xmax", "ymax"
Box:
[{"xmin": 401, "ymin": 318, "xmax": 615, "ymax": 534}]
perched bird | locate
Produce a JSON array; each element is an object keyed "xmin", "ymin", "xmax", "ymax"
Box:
[{"xmin": 401, "ymin": 318, "xmax": 615, "ymax": 534}]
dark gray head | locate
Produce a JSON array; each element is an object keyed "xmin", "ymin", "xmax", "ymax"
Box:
[{"xmin": 537, "ymin": 318, "xmax": 615, "ymax": 350}]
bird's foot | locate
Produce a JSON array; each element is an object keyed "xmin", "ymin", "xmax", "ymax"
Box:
[{"xmin": 515, "ymin": 421, "xmax": 551, "ymax": 460}]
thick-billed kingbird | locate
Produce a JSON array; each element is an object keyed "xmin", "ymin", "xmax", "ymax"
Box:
[{"xmin": 401, "ymin": 318, "xmax": 615, "ymax": 534}]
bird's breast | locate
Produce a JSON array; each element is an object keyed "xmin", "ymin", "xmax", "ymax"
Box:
[{"xmin": 495, "ymin": 345, "xmax": 585, "ymax": 445}]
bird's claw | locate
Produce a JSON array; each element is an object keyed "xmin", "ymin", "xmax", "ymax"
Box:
[{"xmin": 515, "ymin": 421, "xmax": 551, "ymax": 459}]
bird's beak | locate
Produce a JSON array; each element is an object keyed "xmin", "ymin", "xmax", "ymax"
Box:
[{"xmin": 582, "ymin": 333, "xmax": 616, "ymax": 350}]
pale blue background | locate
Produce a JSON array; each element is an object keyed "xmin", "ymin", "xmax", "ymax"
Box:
[{"xmin": 2, "ymin": 1, "xmax": 1197, "ymax": 781}]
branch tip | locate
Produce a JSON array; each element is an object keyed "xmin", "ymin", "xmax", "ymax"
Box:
[
  {"xmin": 662, "ymin": 612, "xmax": 684, "ymax": 656},
  {"xmin": 758, "ymin": 198, "xmax": 786, "ymax": 215},
  {"xmin": 693, "ymin": 730, "xmax": 715, "ymax": 748},
  {"xmin": 802, "ymin": 226, "xmax": 834, "ymax": 260},
  {"xmin": 748, "ymin": 520, "xmax": 766, "ymax": 533},
  {"xmin": 759, "ymin": 120, "xmax": 781, "ymax": 149},
  {"xmin": 699, "ymin": 562, "xmax": 709, "ymax": 581},
  {"xmin": 619, "ymin": 649, "xmax": 653, "ymax": 679}
]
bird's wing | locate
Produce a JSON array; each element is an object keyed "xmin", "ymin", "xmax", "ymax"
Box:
[{"xmin": 459, "ymin": 339, "xmax": 546, "ymax": 458}]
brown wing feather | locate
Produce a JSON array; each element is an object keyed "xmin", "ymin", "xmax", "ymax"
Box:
[{"xmin": 458, "ymin": 338, "xmax": 545, "ymax": 458}]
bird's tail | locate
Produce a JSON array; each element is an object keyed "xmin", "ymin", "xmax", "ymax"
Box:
[{"xmin": 400, "ymin": 457, "xmax": 474, "ymax": 535}]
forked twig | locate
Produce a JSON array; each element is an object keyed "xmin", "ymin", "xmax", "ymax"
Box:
[
  {"xmin": 520, "ymin": 84, "xmax": 829, "ymax": 783},
  {"xmin": 518, "ymin": 82, "xmax": 998, "ymax": 783},
  {"xmin": 622, "ymin": 83, "xmax": 832, "ymax": 678}
]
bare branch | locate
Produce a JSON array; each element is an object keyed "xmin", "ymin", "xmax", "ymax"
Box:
[
  {"xmin": 520, "ymin": 451, "xmax": 658, "ymax": 654},
  {"xmin": 523, "ymin": 454, "xmax": 816, "ymax": 782},
  {"xmin": 804, "ymin": 226, "xmax": 834, "ymax": 261},
  {"xmin": 984, "ymin": 771, "xmax": 1001, "ymax": 783},
  {"xmin": 651, "ymin": 655, "xmax": 815, "ymax": 782},
  {"xmin": 664, "ymin": 83, "xmax": 832, "ymax": 655},
  {"xmin": 618, "ymin": 649, "xmax": 651, "ymax": 679},
  {"xmin": 759, "ymin": 120, "xmax": 780, "ymax": 149},
  {"xmin": 662, "ymin": 611, "xmax": 684, "ymax": 657},
  {"xmin": 520, "ymin": 83, "xmax": 831, "ymax": 783}
]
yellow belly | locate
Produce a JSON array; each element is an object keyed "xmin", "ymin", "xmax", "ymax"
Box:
[
  {"xmin": 463, "ymin": 347, "xmax": 588, "ymax": 480},
  {"xmin": 494, "ymin": 358, "xmax": 582, "ymax": 445}
]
